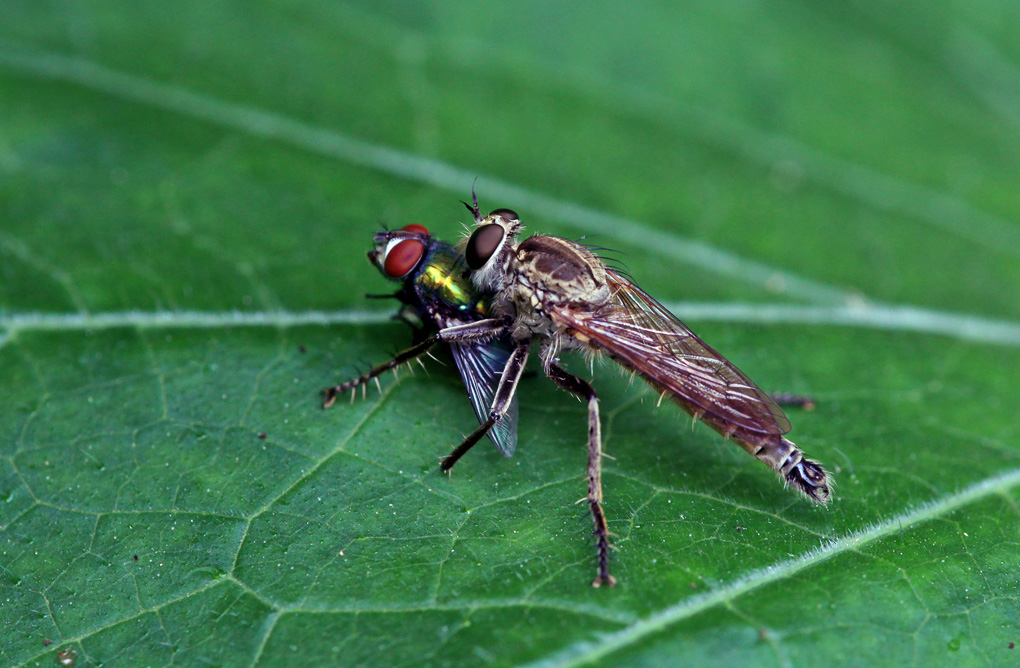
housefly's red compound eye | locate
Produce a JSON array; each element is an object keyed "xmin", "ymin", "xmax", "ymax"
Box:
[
  {"xmin": 401, "ymin": 224, "xmax": 429, "ymax": 235},
  {"xmin": 383, "ymin": 238, "xmax": 425, "ymax": 277}
]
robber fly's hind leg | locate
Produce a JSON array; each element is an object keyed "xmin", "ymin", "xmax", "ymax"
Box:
[
  {"xmin": 322, "ymin": 335, "xmax": 439, "ymax": 408},
  {"xmin": 545, "ymin": 361, "xmax": 616, "ymax": 588},
  {"xmin": 769, "ymin": 393, "xmax": 815, "ymax": 411},
  {"xmin": 440, "ymin": 340, "xmax": 530, "ymax": 472}
]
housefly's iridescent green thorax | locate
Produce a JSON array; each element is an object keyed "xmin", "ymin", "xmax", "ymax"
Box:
[{"xmin": 323, "ymin": 224, "xmax": 518, "ymax": 457}]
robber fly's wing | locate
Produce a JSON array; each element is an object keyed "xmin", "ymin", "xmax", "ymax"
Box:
[
  {"xmin": 551, "ymin": 269, "xmax": 790, "ymax": 436},
  {"xmin": 449, "ymin": 339, "xmax": 520, "ymax": 457}
]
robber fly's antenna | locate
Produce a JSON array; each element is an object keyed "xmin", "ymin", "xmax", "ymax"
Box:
[{"xmin": 460, "ymin": 178, "xmax": 482, "ymax": 222}]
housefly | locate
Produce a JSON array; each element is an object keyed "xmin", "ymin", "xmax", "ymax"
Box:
[
  {"xmin": 426, "ymin": 193, "xmax": 831, "ymax": 587},
  {"xmin": 322, "ymin": 224, "xmax": 518, "ymax": 457}
]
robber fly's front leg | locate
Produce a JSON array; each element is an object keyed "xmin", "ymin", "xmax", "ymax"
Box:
[
  {"xmin": 440, "ymin": 338, "xmax": 530, "ymax": 472},
  {"xmin": 322, "ymin": 318, "xmax": 506, "ymax": 408}
]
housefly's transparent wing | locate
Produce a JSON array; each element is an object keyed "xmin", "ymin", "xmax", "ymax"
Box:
[
  {"xmin": 552, "ymin": 269, "xmax": 790, "ymax": 436},
  {"xmin": 450, "ymin": 339, "xmax": 519, "ymax": 457}
]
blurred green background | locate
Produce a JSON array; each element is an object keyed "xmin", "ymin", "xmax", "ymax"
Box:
[{"xmin": 2, "ymin": 2, "xmax": 1020, "ymax": 667}]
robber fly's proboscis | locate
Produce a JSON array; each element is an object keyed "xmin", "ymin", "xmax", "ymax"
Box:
[
  {"xmin": 321, "ymin": 224, "xmax": 518, "ymax": 457},
  {"xmin": 423, "ymin": 192, "xmax": 832, "ymax": 587}
]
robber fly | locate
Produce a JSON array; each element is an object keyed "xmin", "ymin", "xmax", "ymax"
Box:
[
  {"xmin": 426, "ymin": 193, "xmax": 832, "ymax": 587},
  {"xmin": 322, "ymin": 224, "xmax": 518, "ymax": 457}
]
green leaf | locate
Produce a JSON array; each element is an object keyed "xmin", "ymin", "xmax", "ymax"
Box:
[{"xmin": 2, "ymin": 2, "xmax": 1019, "ymax": 667}]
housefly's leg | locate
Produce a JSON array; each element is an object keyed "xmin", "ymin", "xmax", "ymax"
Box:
[
  {"xmin": 322, "ymin": 318, "xmax": 507, "ymax": 408},
  {"xmin": 545, "ymin": 361, "xmax": 616, "ymax": 588},
  {"xmin": 441, "ymin": 340, "xmax": 529, "ymax": 472},
  {"xmin": 322, "ymin": 336, "xmax": 438, "ymax": 408}
]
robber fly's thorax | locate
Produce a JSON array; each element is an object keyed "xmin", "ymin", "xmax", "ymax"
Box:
[
  {"xmin": 511, "ymin": 235, "xmax": 610, "ymax": 310},
  {"xmin": 497, "ymin": 235, "xmax": 610, "ymax": 344}
]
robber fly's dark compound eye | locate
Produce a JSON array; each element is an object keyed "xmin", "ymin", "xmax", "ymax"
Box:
[
  {"xmin": 465, "ymin": 223, "xmax": 506, "ymax": 270},
  {"xmin": 489, "ymin": 209, "xmax": 518, "ymax": 222},
  {"xmin": 382, "ymin": 238, "xmax": 425, "ymax": 278}
]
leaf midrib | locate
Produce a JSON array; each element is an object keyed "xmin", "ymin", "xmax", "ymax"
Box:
[{"xmin": 3, "ymin": 302, "xmax": 1020, "ymax": 348}]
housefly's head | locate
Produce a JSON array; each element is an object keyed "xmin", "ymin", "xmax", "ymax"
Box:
[{"xmin": 369, "ymin": 224, "xmax": 431, "ymax": 280}]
